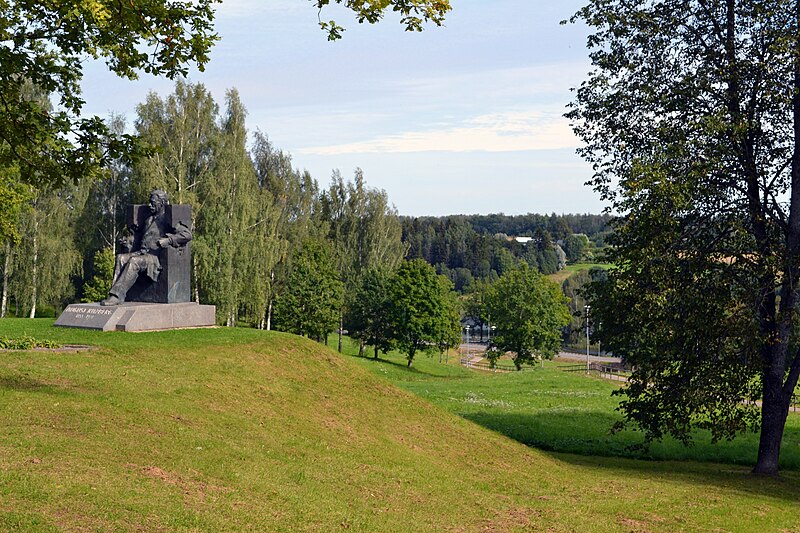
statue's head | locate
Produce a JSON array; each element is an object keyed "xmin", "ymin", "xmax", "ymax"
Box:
[{"xmin": 149, "ymin": 190, "xmax": 169, "ymax": 215}]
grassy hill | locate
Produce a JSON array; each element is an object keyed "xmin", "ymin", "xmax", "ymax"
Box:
[{"xmin": 1, "ymin": 320, "xmax": 799, "ymax": 531}]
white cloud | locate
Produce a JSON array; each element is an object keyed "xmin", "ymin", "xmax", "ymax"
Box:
[
  {"xmin": 298, "ymin": 110, "xmax": 579, "ymax": 155},
  {"xmin": 393, "ymin": 64, "xmax": 589, "ymax": 103}
]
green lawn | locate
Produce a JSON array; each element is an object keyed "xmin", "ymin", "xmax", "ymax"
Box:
[
  {"xmin": 337, "ymin": 336, "xmax": 800, "ymax": 470},
  {"xmin": 0, "ymin": 319, "xmax": 798, "ymax": 531}
]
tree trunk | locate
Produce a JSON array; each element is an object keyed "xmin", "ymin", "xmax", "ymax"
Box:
[
  {"xmin": 754, "ymin": 0, "xmax": 800, "ymax": 476},
  {"xmin": 1, "ymin": 242, "xmax": 9, "ymax": 318},
  {"xmin": 338, "ymin": 314, "xmax": 343, "ymax": 353},
  {"xmin": 753, "ymin": 368, "xmax": 791, "ymax": 475},
  {"xmin": 373, "ymin": 344, "xmax": 378, "ymax": 359},
  {"xmin": 193, "ymin": 257, "xmax": 200, "ymax": 304},
  {"xmin": 29, "ymin": 232, "xmax": 38, "ymax": 319},
  {"xmin": 265, "ymin": 270, "xmax": 275, "ymax": 331}
]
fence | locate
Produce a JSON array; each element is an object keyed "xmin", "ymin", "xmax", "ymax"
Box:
[
  {"xmin": 559, "ymin": 362, "xmax": 631, "ymax": 382},
  {"xmin": 459, "ymin": 357, "xmax": 525, "ymax": 373},
  {"xmin": 561, "ymin": 346, "xmax": 612, "ymax": 358}
]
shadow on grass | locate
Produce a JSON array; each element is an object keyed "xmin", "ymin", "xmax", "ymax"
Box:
[
  {"xmin": 350, "ymin": 352, "xmax": 459, "ymax": 378},
  {"xmin": 0, "ymin": 374, "xmax": 68, "ymax": 394},
  {"xmin": 549, "ymin": 450, "xmax": 800, "ymax": 502},
  {"xmin": 463, "ymin": 410, "xmax": 636, "ymax": 457},
  {"xmin": 462, "ymin": 410, "xmax": 800, "ymax": 476}
]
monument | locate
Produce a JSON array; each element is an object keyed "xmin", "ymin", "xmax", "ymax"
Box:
[{"xmin": 56, "ymin": 190, "xmax": 216, "ymax": 332}]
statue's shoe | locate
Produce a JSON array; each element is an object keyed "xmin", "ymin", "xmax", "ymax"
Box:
[{"xmin": 100, "ymin": 295, "xmax": 121, "ymax": 306}]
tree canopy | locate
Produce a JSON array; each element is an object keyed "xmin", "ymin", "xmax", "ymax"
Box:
[
  {"xmin": 274, "ymin": 240, "xmax": 344, "ymax": 341},
  {"xmin": 314, "ymin": 0, "xmax": 451, "ymax": 40},
  {"xmin": 570, "ymin": 0, "xmax": 800, "ymax": 475},
  {"xmin": 1, "ymin": 0, "xmax": 219, "ymax": 189},
  {"xmin": 385, "ymin": 259, "xmax": 461, "ymax": 367},
  {"xmin": 485, "ymin": 265, "xmax": 570, "ymax": 370},
  {"xmin": 0, "ymin": 0, "xmax": 451, "ymax": 191}
]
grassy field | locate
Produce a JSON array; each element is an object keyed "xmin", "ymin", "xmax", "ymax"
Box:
[
  {"xmin": 0, "ymin": 319, "xmax": 799, "ymax": 531},
  {"xmin": 338, "ymin": 338, "xmax": 800, "ymax": 469},
  {"xmin": 547, "ymin": 262, "xmax": 612, "ymax": 285}
]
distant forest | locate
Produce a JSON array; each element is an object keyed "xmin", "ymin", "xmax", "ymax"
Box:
[{"xmin": 401, "ymin": 213, "xmax": 612, "ymax": 292}]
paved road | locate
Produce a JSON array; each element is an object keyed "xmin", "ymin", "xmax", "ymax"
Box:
[{"xmin": 460, "ymin": 344, "xmax": 622, "ymax": 365}]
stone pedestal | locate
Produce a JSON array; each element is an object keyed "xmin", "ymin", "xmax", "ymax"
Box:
[{"xmin": 55, "ymin": 302, "xmax": 216, "ymax": 332}]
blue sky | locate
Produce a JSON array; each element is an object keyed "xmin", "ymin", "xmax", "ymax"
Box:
[{"xmin": 80, "ymin": 0, "xmax": 603, "ymax": 217}]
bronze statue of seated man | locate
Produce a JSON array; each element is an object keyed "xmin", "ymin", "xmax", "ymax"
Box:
[{"xmin": 101, "ymin": 190, "xmax": 192, "ymax": 306}]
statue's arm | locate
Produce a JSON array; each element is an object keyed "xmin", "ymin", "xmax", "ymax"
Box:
[{"xmin": 158, "ymin": 221, "xmax": 193, "ymax": 248}]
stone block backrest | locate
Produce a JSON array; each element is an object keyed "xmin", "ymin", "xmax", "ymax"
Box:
[{"xmin": 125, "ymin": 204, "xmax": 192, "ymax": 304}]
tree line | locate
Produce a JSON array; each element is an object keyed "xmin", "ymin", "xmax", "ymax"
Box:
[
  {"xmin": 1, "ymin": 79, "xmax": 576, "ymax": 370},
  {"xmin": 2, "ymin": 82, "xmax": 403, "ymax": 332},
  {"xmin": 401, "ymin": 213, "xmax": 610, "ymax": 292}
]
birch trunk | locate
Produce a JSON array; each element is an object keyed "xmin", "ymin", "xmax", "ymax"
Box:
[
  {"xmin": 29, "ymin": 232, "xmax": 38, "ymax": 319},
  {"xmin": 1, "ymin": 242, "xmax": 9, "ymax": 318}
]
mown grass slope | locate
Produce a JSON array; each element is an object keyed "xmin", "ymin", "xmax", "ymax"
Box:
[{"xmin": 1, "ymin": 319, "xmax": 799, "ymax": 531}]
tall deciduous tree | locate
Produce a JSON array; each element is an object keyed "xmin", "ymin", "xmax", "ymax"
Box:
[
  {"xmin": 12, "ymin": 185, "xmax": 83, "ymax": 317},
  {"xmin": 0, "ymin": 0, "xmax": 218, "ymax": 189},
  {"xmin": 74, "ymin": 114, "xmax": 133, "ymax": 284},
  {"xmin": 133, "ymin": 81, "xmax": 219, "ymax": 303},
  {"xmin": 133, "ymin": 81, "xmax": 219, "ymax": 206},
  {"xmin": 0, "ymin": 164, "xmax": 28, "ymax": 318},
  {"xmin": 321, "ymin": 168, "xmax": 406, "ymax": 351},
  {"xmin": 570, "ymin": 0, "xmax": 800, "ymax": 474},
  {"xmin": 251, "ymin": 131, "xmax": 318, "ymax": 331},
  {"xmin": 273, "ymin": 240, "xmax": 344, "ymax": 342},
  {"xmin": 194, "ymin": 89, "xmax": 259, "ymax": 325},
  {"xmin": 347, "ymin": 267, "xmax": 395, "ymax": 358},
  {"xmin": 386, "ymin": 259, "xmax": 461, "ymax": 367},
  {"xmin": 485, "ymin": 265, "xmax": 570, "ymax": 370}
]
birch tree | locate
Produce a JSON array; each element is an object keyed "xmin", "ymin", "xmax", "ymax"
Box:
[
  {"xmin": 320, "ymin": 168, "xmax": 406, "ymax": 351},
  {"xmin": 251, "ymin": 131, "xmax": 318, "ymax": 330},
  {"xmin": 12, "ymin": 185, "xmax": 82, "ymax": 317},
  {"xmin": 133, "ymin": 81, "xmax": 220, "ymax": 302},
  {"xmin": 194, "ymin": 89, "xmax": 259, "ymax": 326}
]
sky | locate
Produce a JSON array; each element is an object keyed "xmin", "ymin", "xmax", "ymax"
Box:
[{"xmin": 80, "ymin": 0, "xmax": 602, "ymax": 217}]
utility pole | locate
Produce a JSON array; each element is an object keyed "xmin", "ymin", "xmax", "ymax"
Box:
[{"xmin": 585, "ymin": 304, "xmax": 591, "ymax": 374}]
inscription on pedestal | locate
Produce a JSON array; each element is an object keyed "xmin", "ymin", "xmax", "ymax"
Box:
[
  {"xmin": 55, "ymin": 302, "xmax": 216, "ymax": 332},
  {"xmin": 55, "ymin": 303, "xmax": 123, "ymax": 331}
]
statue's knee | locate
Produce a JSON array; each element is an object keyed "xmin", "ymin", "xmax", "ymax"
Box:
[{"xmin": 129, "ymin": 256, "xmax": 146, "ymax": 272}]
